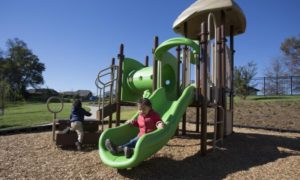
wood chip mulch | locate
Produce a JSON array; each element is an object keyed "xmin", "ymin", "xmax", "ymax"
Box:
[{"xmin": 1, "ymin": 124, "xmax": 300, "ymax": 179}]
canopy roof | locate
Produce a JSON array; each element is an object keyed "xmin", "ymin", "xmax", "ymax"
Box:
[{"xmin": 173, "ymin": 0, "xmax": 246, "ymax": 39}]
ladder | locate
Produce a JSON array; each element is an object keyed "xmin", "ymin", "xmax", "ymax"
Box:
[{"xmin": 213, "ymin": 105, "xmax": 225, "ymax": 150}]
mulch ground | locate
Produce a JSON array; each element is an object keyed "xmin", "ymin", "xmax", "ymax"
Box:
[{"xmin": 1, "ymin": 124, "xmax": 300, "ymax": 179}]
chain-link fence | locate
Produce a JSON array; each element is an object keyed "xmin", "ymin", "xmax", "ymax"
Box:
[{"xmin": 251, "ymin": 76, "xmax": 300, "ymax": 96}]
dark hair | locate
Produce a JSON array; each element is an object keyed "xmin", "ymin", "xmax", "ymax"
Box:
[
  {"xmin": 73, "ymin": 99, "xmax": 82, "ymax": 109},
  {"xmin": 138, "ymin": 98, "xmax": 152, "ymax": 108}
]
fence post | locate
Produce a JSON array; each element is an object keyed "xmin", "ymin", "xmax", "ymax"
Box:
[
  {"xmin": 276, "ymin": 76, "xmax": 279, "ymax": 95},
  {"xmin": 263, "ymin": 77, "xmax": 266, "ymax": 96},
  {"xmin": 291, "ymin": 76, "xmax": 293, "ymax": 95}
]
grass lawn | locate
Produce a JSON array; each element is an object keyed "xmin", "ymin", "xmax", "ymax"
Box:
[
  {"xmin": 1, "ymin": 95, "xmax": 299, "ymax": 130},
  {"xmin": 0, "ymin": 102, "xmax": 137, "ymax": 130},
  {"xmin": 0, "ymin": 102, "xmax": 73, "ymax": 130}
]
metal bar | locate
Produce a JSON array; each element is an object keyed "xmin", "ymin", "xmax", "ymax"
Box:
[
  {"xmin": 230, "ymin": 25, "xmax": 235, "ymax": 133},
  {"xmin": 221, "ymin": 11, "xmax": 227, "ymax": 136},
  {"xmin": 153, "ymin": 36, "xmax": 159, "ymax": 91},
  {"xmin": 175, "ymin": 45, "xmax": 181, "ymax": 136},
  {"xmin": 182, "ymin": 22, "xmax": 188, "ymax": 135},
  {"xmin": 196, "ymin": 36, "xmax": 201, "ymax": 133},
  {"xmin": 216, "ymin": 27, "xmax": 223, "ymax": 142},
  {"xmin": 52, "ymin": 113, "xmax": 56, "ymax": 141},
  {"xmin": 101, "ymin": 86, "xmax": 105, "ymax": 131},
  {"xmin": 109, "ymin": 58, "xmax": 115, "ymax": 128},
  {"xmin": 264, "ymin": 77, "xmax": 266, "ymax": 96},
  {"xmin": 291, "ymin": 76, "xmax": 293, "ymax": 95},
  {"xmin": 145, "ymin": 56, "xmax": 149, "ymax": 67},
  {"xmin": 116, "ymin": 44, "xmax": 124, "ymax": 127},
  {"xmin": 200, "ymin": 22, "xmax": 208, "ymax": 156}
]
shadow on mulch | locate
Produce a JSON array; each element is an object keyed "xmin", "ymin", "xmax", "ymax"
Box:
[
  {"xmin": 59, "ymin": 145, "xmax": 98, "ymax": 152},
  {"xmin": 118, "ymin": 132, "xmax": 300, "ymax": 179}
]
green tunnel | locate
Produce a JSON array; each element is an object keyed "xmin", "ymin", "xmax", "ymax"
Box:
[
  {"xmin": 121, "ymin": 37, "xmax": 200, "ymax": 103},
  {"xmin": 121, "ymin": 54, "xmax": 178, "ymax": 103}
]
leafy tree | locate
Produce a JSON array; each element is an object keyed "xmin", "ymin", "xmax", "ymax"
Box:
[
  {"xmin": 280, "ymin": 35, "xmax": 300, "ymax": 75},
  {"xmin": 234, "ymin": 61, "xmax": 257, "ymax": 99},
  {"xmin": 0, "ymin": 38, "xmax": 45, "ymax": 100}
]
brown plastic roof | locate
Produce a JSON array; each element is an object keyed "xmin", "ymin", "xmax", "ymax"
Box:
[{"xmin": 173, "ymin": 0, "xmax": 246, "ymax": 39}]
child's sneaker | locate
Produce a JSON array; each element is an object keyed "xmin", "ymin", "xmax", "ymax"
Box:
[
  {"xmin": 75, "ymin": 141, "xmax": 82, "ymax": 151},
  {"xmin": 124, "ymin": 147, "xmax": 133, "ymax": 158},
  {"xmin": 105, "ymin": 139, "xmax": 117, "ymax": 154}
]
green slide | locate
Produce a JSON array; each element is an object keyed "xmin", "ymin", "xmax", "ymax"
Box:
[{"xmin": 98, "ymin": 85, "xmax": 195, "ymax": 169}]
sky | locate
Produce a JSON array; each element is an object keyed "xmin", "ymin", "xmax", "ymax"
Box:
[{"xmin": 1, "ymin": 0, "xmax": 300, "ymax": 94}]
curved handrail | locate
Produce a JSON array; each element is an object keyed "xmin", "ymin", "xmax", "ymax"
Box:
[{"xmin": 154, "ymin": 37, "xmax": 200, "ymax": 64}]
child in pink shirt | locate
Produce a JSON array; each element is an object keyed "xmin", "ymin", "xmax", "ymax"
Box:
[{"xmin": 105, "ymin": 98, "xmax": 165, "ymax": 158}]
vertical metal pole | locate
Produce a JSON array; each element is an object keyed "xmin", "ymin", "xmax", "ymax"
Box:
[
  {"xmin": 109, "ymin": 58, "xmax": 115, "ymax": 128},
  {"xmin": 145, "ymin": 56, "xmax": 149, "ymax": 67},
  {"xmin": 200, "ymin": 22, "xmax": 208, "ymax": 156},
  {"xmin": 52, "ymin": 113, "xmax": 56, "ymax": 141},
  {"xmin": 196, "ymin": 39, "xmax": 201, "ymax": 133},
  {"xmin": 182, "ymin": 22, "xmax": 188, "ymax": 135},
  {"xmin": 276, "ymin": 76, "xmax": 279, "ymax": 95},
  {"xmin": 153, "ymin": 36, "xmax": 159, "ymax": 92},
  {"xmin": 230, "ymin": 25, "xmax": 235, "ymax": 133},
  {"xmin": 291, "ymin": 76, "xmax": 293, "ymax": 95},
  {"xmin": 116, "ymin": 44, "xmax": 124, "ymax": 127},
  {"xmin": 216, "ymin": 27, "xmax": 223, "ymax": 140},
  {"xmin": 221, "ymin": 11, "xmax": 227, "ymax": 136},
  {"xmin": 175, "ymin": 45, "xmax": 181, "ymax": 136},
  {"xmin": 264, "ymin": 77, "xmax": 266, "ymax": 96}
]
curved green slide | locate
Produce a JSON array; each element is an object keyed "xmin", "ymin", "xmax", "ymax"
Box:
[
  {"xmin": 99, "ymin": 37, "xmax": 198, "ymax": 169},
  {"xmin": 99, "ymin": 85, "xmax": 195, "ymax": 169}
]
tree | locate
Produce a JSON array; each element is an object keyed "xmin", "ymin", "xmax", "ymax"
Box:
[
  {"xmin": 0, "ymin": 80, "xmax": 10, "ymax": 115},
  {"xmin": 280, "ymin": 35, "xmax": 300, "ymax": 76},
  {"xmin": 234, "ymin": 61, "xmax": 257, "ymax": 99},
  {"xmin": 0, "ymin": 38, "xmax": 45, "ymax": 100},
  {"xmin": 264, "ymin": 57, "xmax": 287, "ymax": 95}
]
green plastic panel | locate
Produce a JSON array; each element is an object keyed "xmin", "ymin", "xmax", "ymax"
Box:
[
  {"xmin": 121, "ymin": 58, "xmax": 145, "ymax": 102},
  {"xmin": 99, "ymin": 85, "xmax": 195, "ymax": 169},
  {"xmin": 157, "ymin": 52, "xmax": 178, "ymax": 100}
]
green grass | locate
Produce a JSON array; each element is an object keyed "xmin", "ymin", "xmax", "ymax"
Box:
[
  {"xmin": 0, "ymin": 102, "xmax": 92, "ymax": 130},
  {"xmin": 0, "ymin": 102, "xmax": 72, "ymax": 130},
  {"xmin": 0, "ymin": 102, "xmax": 137, "ymax": 130},
  {"xmin": 1, "ymin": 95, "xmax": 299, "ymax": 130},
  {"xmin": 112, "ymin": 109, "xmax": 137, "ymax": 120}
]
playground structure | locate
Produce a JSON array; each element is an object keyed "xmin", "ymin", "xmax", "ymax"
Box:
[{"xmin": 95, "ymin": 0, "xmax": 246, "ymax": 169}]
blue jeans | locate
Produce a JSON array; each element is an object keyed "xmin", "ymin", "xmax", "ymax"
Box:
[{"xmin": 120, "ymin": 136, "xmax": 139, "ymax": 149}]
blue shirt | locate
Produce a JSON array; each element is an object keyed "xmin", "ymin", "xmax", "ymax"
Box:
[{"xmin": 70, "ymin": 107, "xmax": 91, "ymax": 122}]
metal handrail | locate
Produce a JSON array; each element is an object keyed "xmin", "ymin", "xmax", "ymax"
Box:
[{"xmin": 96, "ymin": 65, "xmax": 118, "ymax": 131}]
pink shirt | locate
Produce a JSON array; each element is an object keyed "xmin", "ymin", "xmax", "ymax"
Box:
[{"xmin": 131, "ymin": 110, "xmax": 162, "ymax": 137}]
